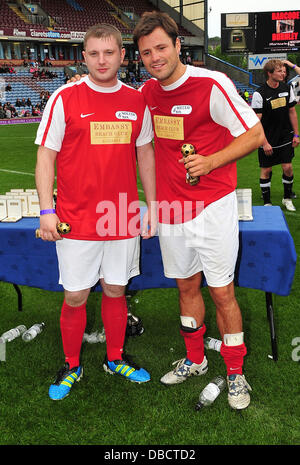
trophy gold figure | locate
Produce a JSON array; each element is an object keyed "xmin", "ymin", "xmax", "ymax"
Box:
[
  {"xmin": 35, "ymin": 222, "xmax": 71, "ymax": 239},
  {"xmin": 181, "ymin": 143, "xmax": 199, "ymax": 186}
]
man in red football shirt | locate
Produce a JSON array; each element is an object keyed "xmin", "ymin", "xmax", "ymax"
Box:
[
  {"xmin": 133, "ymin": 11, "xmax": 264, "ymax": 409},
  {"xmin": 35, "ymin": 24, "xmax": 156, "ymax": 400}
]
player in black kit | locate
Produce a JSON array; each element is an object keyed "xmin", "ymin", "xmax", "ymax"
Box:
[{"xmin": 251, "ymin": 59, "xmax": 299, "ymax": 211}]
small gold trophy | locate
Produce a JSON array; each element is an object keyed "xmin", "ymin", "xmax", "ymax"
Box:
[
  {"xmin": 181, "ymin": 143, "xmax": 199, "ymax": 186},
  {"xmin": 35, "ymin": 222, "xmax": 72, "ymax": 239}
]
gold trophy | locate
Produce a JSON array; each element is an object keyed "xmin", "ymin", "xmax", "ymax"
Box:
[
  {"xmin": 35, "ymin": 222, "xmax": 72, "ymax": 239},
  {"xmin": 181, "ymin": 143, "xmax": 199, "ymax": 186}
]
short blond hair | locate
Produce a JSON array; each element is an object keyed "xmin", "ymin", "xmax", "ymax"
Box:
[{"xmin": 84, "ymin": 23, "xmax": 123, "ymax": 50}]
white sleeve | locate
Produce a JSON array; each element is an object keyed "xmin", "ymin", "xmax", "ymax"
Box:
[
  {"xmin": 209, "ymin": 75, "xmax": 259, "ymax": 137},
  {"xmin": 251, "ymin": 91, "xmax": 263, "ymax": 111},
  {"xmin": 136, "ymin": 105, "xmax": 154, "ymax": 147},
  {"xmin": 34, "ymin": 90, "xmax": 66, "ymax": 151},
  {"xmin": 289, "ymin": 86, "xmax": 296, "ymax": 104}
]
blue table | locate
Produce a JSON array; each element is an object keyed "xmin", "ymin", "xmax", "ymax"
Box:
[{"xmin": 0, "ymin": 206, "xmax": 297, "ymax": 361}]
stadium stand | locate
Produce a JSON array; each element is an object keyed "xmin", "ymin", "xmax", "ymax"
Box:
[
  {"xmin": 0, "ymin": 67, "xmax": 66, "ymax": 117},
  {"xmin": 38, "ymin": 0, "xmax": 192, "ymax": 35},
  {"xmin": 112, "ymin": 0, "xmax": 192, "ymax": 35},
  {"xmin": 40, "ymin": 0, "xmax": 131, "ymax": 33},
  {"xmin": 0, "ymin": 0, "xmax": 30, "ymax": 28}
]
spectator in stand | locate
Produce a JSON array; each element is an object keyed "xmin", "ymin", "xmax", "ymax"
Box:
[
  {"xmin": 32, "ymin": 106, "xmax": 41, "ymax": 116},
  {"xmin": 6, "ymin": 102, "xmax": 16, "ymax": 117},
  {"xmin": 0, "ymin": 105, "xmax": 5, "ymax": 119},
  {"xmin": 134, "ymin": 61, "xmax": 141, "ymax": 80},
  {"xmin": 127, "ymin": 59, "xmax": 134, "ymax": 74},
  {"xmin": 4, "ymin": 105, "xmax": 11, "ymax": 118},
  {"xmin": 120, "ymin": 69, "xmax": 126, "ymax": 82},
  {"xmin": 15, "ymin": 98, "xmax": 22, "ymax": 107},
  {"xmin": 26, "ymin": 98, "xmax": 32, "ymax": 106},
  {"xmin": 125, "ymin": 69, "xmax": 131, "ymax": 83}
]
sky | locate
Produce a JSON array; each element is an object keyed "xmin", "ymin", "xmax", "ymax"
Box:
[{"xmin": 207, "ymin": 1, "xmax": 300, "ymax": 37}]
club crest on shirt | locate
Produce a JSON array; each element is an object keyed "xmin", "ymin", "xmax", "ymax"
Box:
[
  {"xmin": 171, "ymin": 105, "xmax": 192, "ymax": 115},
  {"xmin": 115, "ymin": 111, "xmax": 137, "ymax": 121}
]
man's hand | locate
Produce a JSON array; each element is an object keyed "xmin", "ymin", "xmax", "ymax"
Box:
[
  {"xmin": 67, "ymin": 73, "xmax": 87, "ymax": 83},
  {"xmin": 141, "ymin": 204, "xmax": 157, "ymax": 239},
  {"xmin": 292, "ymin": 136, "xmax": 300, "ymax": 148},
  {"xmin": 262, "ymin": 141, "xmax": 273, "ymax": 156},
  {"xmin": 39, "ymin": 214, "xmax": 62, "ymax": 241},
  {"xmin": 179, "ymin": 153, "xmax": 213, "ymax": 177}
]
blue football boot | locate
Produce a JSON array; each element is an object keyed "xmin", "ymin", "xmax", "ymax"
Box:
[
  {"xmin": 49, "ymin": 362, "xmax": 83, "ymax": 400},
  {"xmin": 103, "ymin": 354, "xmax": 150, "ymax": 383}
]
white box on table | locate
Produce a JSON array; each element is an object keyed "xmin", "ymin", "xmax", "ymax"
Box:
[
  {"xmin": 0, "ymin": 198, "xmax": 7, "ymax": 220},
  {"xmin": 24, "ymin": 194, "xmax": 40, "ymax": 217},
  {"xmin": 1, "ymin": 198, "xmax": 22, "ymax": 222},
  {"xmin": 236, "ymin": 188, "xmax": 253, "ymax": 221}
]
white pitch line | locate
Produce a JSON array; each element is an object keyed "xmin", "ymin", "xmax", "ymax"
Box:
[
  {"xmin": 0, "ymin": 169, "xmax": 146, "ymax": 194},
  {"xmin": 0, "ymin": 168, "xmax": 35, "ymax": 176}
]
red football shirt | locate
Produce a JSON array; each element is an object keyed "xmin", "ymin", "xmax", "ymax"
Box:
[
  {"xmin": 35, "ymin": 76, "xmax": 153, "ymax": 240},
  {"xmin": 140, "ymin": 65, "xmax": 259, "ymax": 223}
]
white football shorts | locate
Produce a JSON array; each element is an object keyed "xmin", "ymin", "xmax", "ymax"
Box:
[
  {"xmin": 56, "ymin": 236, "xmax": 140, "ymax": 291},
  {"xmin": 158, "ymin": 191, "xmax": 239, "ymax": 287}
]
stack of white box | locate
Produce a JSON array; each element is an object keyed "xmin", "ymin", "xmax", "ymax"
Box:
[
  {"xmin": 0, "ymin": 189, "xmax": 41, "ymax": 223},
  {"xmin": 236, "ymin": 188, "xmax": 253, "ymax": 221}
]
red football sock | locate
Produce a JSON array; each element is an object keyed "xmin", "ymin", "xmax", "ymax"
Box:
[
  {"xmin": 101, "ymin": 293, "xmax": 127, "ymax": 361},
  {"xmin": 180, "ymin": 324, "xmax": 206, "ymax": 364},
  {"xmin": 60, "ymin": 300, "xmax": 87, "ymax": 369},
  {"xmin": 220, "ymin": 343, "xmax": 247, "ymax": 375}
]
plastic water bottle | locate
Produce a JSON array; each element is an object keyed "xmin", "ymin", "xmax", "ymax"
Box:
[
  {"xmin": 22, "ymin": 323, "xmax": 45, "ymax": 342},
  {"xmin": 195, "ymin": 376, "xmax": 226, "ymax": 410},
  {"xmin": 0, "ymin": 325, "xmax": 27, "ymax": 343},
  {"xmin": 83, "ymin": 329, "xmax": 106, "ymax": 344},
  {"xmin": 204, "ymin": 337, "xmax": 222, "ymax": 352}
]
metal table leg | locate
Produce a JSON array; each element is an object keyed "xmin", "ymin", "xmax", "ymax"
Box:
[
  {"xmin": 12, "ymin": 284, "xmax": 23, "ymax": 312},
  {"xmin": 265, "ymin": 292, "xmax": 278, "ymax": 361}
]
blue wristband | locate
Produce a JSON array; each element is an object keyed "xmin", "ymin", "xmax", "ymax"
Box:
[{"xmin": 40, "ymin": 209, "xmax": 56, "ymax": 215}]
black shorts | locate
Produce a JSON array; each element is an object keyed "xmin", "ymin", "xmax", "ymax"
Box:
[{"xmin": 258, "ymin": 141, "xmax": 295, "ymax": 168}]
